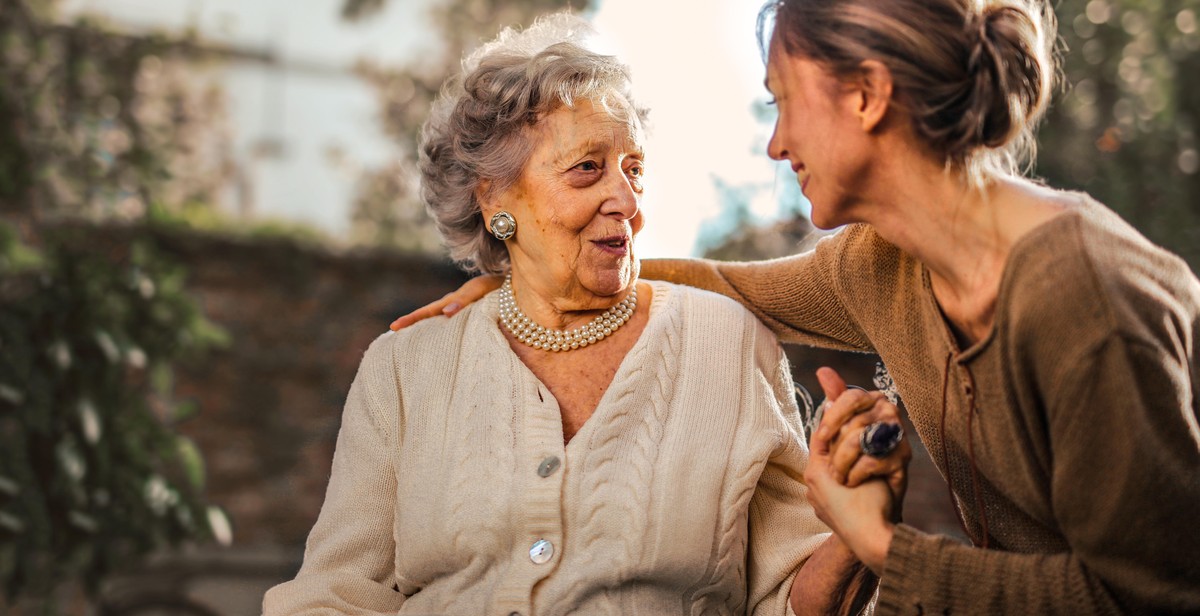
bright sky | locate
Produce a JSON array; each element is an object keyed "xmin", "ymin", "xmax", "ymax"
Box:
[
  {"xmin": 590, "ymin": 1, "xmax": 804, "ymax": 257},
  {"xmin": 60, "ymin": 0, "xmax": 805, "ymax": 258}
]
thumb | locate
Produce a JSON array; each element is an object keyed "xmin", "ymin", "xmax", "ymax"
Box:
[
  {"xmin": 816, "ymin": 366, "xmax": 847, "ymax": 403},
  {"xmin": 809, "ymin": 367, "xmax": 847, "ymax": 458}
]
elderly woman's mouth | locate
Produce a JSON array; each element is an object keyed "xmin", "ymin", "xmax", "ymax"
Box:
[{"xmin": 592, "ymin": 236, "xmax": 631, "ymax": 255}]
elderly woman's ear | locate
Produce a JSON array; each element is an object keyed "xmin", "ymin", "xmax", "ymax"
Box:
[
  {"xmin": 470, "ymin": 181, "xmax": 499, "ymax": 234},
  {"xmin": 476, "ymin": 180, "xmax": 495, "ymax": 220},
  {"xmin": 475, "ymin": 180, "xmax": 513, "ymax": 240}
]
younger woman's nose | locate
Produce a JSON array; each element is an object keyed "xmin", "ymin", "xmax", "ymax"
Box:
[{"xmin": 767, "ymin": 129, "xmax": 788, "ymax": 161}]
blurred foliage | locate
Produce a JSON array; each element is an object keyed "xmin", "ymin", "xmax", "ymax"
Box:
[
  {"xmin": 145, "ymin": 201, "xmax": 333, "ymax": 247},
  {"xmin": 0, "ymin": 222, "xmax": 229, "ymax": 607},
  {"xmin": 703, "ymin": 214, "xmax": 820, "ymax": 262},
  {"xmin": 697, "ymin": 170, "xmax": 816, "ymax": 260},
  {"xmin": 1037, "ymin": 0, "xmax": 1200, "ymax": 270},
  {"xmin": 0, "ymin": 0, "xmax": 234, "ymax": 608},
  {"xmin": 347, "ymin": 0, "xmax": 591, "ymax": 251},
  {"xmin": 341, "ymin": 0, "xmax": 387, "ymax": 22},
  {"xmin": 0, "ymin": 0, "xmax": 234, "ymax": 222}
]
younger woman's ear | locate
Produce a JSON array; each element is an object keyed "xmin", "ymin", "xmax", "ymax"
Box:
[{"xmin": 855, "ymin": 60, "xmax": 893, "ymax": 132}]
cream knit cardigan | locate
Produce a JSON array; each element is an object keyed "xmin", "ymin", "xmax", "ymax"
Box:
[{"xmin": 263, "ymin": 281, "xmax": 829, "ymax": 616}]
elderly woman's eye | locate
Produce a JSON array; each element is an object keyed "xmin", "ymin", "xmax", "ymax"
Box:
[
  {"xmin": 627, "ymin": 164, "xmax": 644, "ymax": 177},
  {"xmin": 575, "ymin": 160, "xmax": 600, "ymax": 172}
]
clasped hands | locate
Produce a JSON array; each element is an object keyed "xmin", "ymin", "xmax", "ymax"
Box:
[{"xmin": 805, "ymin": 367, "xmax": 911, "ymax": 575}]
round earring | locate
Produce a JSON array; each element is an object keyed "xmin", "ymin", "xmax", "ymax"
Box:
[{"xmin": 489, "ymin": 211, "xmax": 516, "ymax": 240}]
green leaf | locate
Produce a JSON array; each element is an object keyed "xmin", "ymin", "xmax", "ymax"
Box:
[
  {"xmin": 150, "ymin": 362, "xmax": 173, "ymax": 395},
  {"xmin": 170, "ymin": 399, "xmax": 199, "ymax": 423},
  {"xmin": 175, "ymin": 437, "xmax": 205, "ymax": 490}
]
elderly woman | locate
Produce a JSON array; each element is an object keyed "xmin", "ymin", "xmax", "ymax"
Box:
[{"xmin": 263, "ymin": 14, "xmax": 886, "ymax": 616}]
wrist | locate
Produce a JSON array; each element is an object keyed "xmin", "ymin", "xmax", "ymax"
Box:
[
  {"xmin": 862, "ymin": 520, "xmax": 894, "ymax": 575},
  {"xmin": 823, "ymin": 532, "xmax": 859, "ymax": 565}
]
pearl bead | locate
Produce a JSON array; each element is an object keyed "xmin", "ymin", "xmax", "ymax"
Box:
[{"xmin": 497, "ymin": 275, "xmax": 636, "ymax": 353}]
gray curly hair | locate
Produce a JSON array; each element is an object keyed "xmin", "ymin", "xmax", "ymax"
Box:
[{"xmin": 419, "ymin": 12, "xmax": 649, "ymax": 275}]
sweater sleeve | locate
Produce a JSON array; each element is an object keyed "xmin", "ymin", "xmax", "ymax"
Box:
[
  {"xmin": 747, "ymin": 335, "xmax": 834, "ymax": 616},
  {"xmin": 641, "ymin": 229, "xmax": 872, "ymax": 352},
  {"xmin": 876, "ymin": 332, "xmax": 1200, "ymax": 615},
  {"xmin": 263, "ymin": 333, "xmax": 407, "ymax": 615}
]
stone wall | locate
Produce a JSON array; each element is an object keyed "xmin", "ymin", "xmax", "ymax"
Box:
[{"xmin": 151, "ymin": 229, "xmax": 470, "ymax": 551}]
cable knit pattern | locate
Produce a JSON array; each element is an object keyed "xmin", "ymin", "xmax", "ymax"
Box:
[
  {"xmin": 646, "ymin": 193, "xmax": 1200, "ymax": 615},
  {"xmin": 553, "ymin": 286, "xmax": 678, "ymax": 614},
  {"xmin": 263, "ymin": 281, "xmax": 828, "ymax": 616},
  {"xmin": 685, "ymin": 310, "xmax": 779, "ymax": 615}
]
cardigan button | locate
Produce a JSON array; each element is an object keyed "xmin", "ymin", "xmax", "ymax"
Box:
[
  {"xmin": 537, "ymin": 456, "xmax": 561, "ymax": 477},
  {"xmin": 529, "ymin": 539, "xmax": 554, "ymax": 564}
]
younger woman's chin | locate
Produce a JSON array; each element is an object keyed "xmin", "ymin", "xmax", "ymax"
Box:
[{"xmin": 807, "ymin": 204, "xmax": 840, "ymax": 230}]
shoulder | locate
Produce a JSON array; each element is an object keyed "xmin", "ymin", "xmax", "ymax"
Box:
[
  {"xmin": 352, "ymin": 299, "xmax": 496, "ymax": 426},
  {"xmin": 652, "ymin": 280, "xmax": 790, "ymax": 372},
  {"xmin": 1003, "ymin": 194, "xmax": 1200, "ymax": 355},
  {"xmin": 1069, "ymin": 196, "xmax": 1199, "ymax": 305},
  {"xmin": 655, "ymin": 279, "xmax": 754, "ymax": 318},
  {"xmin": 824, "ymin": 224, "xmax": 923, "ymax": 305},
  {"xmin": 653, "ymin": 280, "xmax": 776, "ymax": 341},
  {"xmin": 359, "ymin": 298, "xmax": 492, "ymax": 391},
  {"xmin": 390, "ymin": 295, "xmax": 491, "ymax": 356}
]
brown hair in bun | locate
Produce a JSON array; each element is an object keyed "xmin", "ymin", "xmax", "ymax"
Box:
[{"xmin": 760, "ymin": 0, "xmax": 1058, "ymax": 184}]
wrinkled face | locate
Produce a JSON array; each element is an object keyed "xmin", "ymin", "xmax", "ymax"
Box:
[
  {"xmin": 487, "ymin": 97, "xmax": 645, "ymax": 303},
  {"xmin": 765, "ymin": 43, "xmax": 870, "ymax": 229}
]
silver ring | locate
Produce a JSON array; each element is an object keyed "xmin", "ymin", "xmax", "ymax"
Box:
[{"xmin": 860, "ymin": 421, "xmax": 903, "ymax": 458}]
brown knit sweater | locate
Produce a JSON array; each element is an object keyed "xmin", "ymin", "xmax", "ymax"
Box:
[{"xmin": 645, "ymin": 194, "xmax": 1200, "ymax": 615}]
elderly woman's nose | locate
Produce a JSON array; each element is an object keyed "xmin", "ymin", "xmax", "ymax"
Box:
[{"xmin": 598, "ymin": 171, "xmax": 640, "ymax": 219}]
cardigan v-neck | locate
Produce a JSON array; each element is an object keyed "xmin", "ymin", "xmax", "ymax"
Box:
[{"xmin": 265, "ymin": 281, "xmax": 829, "ymax": 616}]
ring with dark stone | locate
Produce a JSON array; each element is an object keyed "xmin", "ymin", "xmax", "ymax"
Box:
[{"xmin": 860, "ymin": 421, "xmax": 904, "ymax": 458}]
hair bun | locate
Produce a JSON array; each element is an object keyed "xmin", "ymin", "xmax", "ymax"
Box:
[
  {"xmin": 762, "ymin": 0, "xmax": 1058, "ymax": 182},
  {"xmin": 958, "ymin": 3, "xmax": 1054, "ymax": 154}
]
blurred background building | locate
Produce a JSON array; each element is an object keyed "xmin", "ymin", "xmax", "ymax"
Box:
[{"xmin": 1, "ymin": 0, "xmax": 1197, "ymax": 613}]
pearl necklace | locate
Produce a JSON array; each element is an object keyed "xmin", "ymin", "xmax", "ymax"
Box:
[{"xmin": 498, "ymin": 275, "xmax": 637, "ymax": 352}]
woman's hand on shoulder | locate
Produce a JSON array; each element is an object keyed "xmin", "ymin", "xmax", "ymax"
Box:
[{"xmin": 390, "ymin": 274, "xmax": 503, "ymax": 330}]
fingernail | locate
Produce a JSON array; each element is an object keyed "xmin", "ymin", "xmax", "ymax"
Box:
[
  {"xmin": 443, "ymin": 302, "xmax": 461, "ymax": 315},
  {"xmin": 389, "ymin": 319, "xmax": 402, "ymax": 331}
]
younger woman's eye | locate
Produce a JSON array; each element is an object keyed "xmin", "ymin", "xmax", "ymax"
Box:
[{"xmin": 765, "ymin": 97, "xmax": 777, "ymax": 106}]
